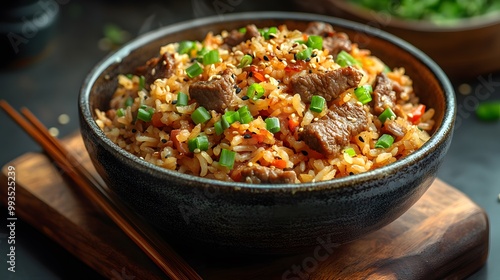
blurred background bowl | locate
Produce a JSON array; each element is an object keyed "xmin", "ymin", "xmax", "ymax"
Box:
[
  {"xmin": 0, "ymin": 0, "xmax": 59, "ymax": 68},
  {"xmin": 79, "ymin": 11, "xmax": 455, "ymax": 254},
  {"xmin": 294, "ymin": 0, "xmax": 500, "ymax": 81}
]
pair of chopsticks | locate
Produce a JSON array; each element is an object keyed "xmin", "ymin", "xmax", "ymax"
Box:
[{"xmin": 0, "ymin": 100, "xmax": 203, "ymax": 280}]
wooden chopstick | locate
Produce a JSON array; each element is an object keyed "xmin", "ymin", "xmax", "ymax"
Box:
[
  {"xmin": 19, "ymin": 107, "xmax": 203, "ymax": 279},
  {"xmin": 0, "ymin": 100, "xmax": 203, "ymax": 280},
  {"xmin": 19, "ymin": 108, "xmax": 201, "ymax": 277}
]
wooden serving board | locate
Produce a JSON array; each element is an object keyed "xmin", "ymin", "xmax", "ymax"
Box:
[{"xmin": 0, "ymin": 134, "xmax": 489, "ymax": 280}]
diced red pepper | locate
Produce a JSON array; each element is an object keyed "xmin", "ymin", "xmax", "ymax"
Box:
[
  {"xmin": 151, "ymin": 112, "xmax": 164, "ymax": 128},
  {"xmin": 250, "ymin": 65, "xmax": 266, "ymax": 82},
  {"xmin": 230, "ymin": 163, "xmax": 244, "ymax": 182},
  {"xmin": 288, "ymin": 118, "xmax": 300, "ymax": 132},
  {"xmin": 284, "ymin": 64, "xmax": 302, "ymax": 72},
  {"xmin": 170, "ymin": 129, "xmax": 190, "ymax": 154},
  {"xmin": 284, "ymin": 60, "xmax": 308, "ymax": 72},
  {"xmin": 302, "ymin": 148, "xmax": 324, "ymax": 159},
  {"xmin": 251, "ymin": 131, "xmax": 265, "ymax": 143},
  {"xmin": 258, "ymin": 158, "xmax": 271, "ymax": 167},
  {"xmin": 258, "ymin": 109, "xmax": 270, "ymax": 117},
  {"xmin": 271, "ymin": 159, "xmax": 287, "ymax": 169},
  {"xmin": 252, "ymin": 72, "xmax": 265, "ymax": 82},
  {"xmin": 408, "ymin": 104, "xmax": 426, "ymax": 124},
  {"xmin": 230, "ymin": 171, "xmax": 242, "ymax": 182}
]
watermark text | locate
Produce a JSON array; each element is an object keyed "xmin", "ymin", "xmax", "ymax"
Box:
[{"xmin": 5, "ymin": 166, "xmax": 17, "ymax": 273}]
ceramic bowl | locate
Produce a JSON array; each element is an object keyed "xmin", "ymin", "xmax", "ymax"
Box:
[
  {"xmin": 295, "ymin": 0, "xmax": 500, "ymax": 80},
  {"xmin": 79, "ymin": 12, "xmax": 456, "ymax": 254}
]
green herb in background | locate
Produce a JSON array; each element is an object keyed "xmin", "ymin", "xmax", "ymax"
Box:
[
  {"xmin": 350, "ymin": 0, "xmax": 500, "ymax": 23},
  {"xmin": 476, "ymin": 101, "xmax": 500, "ymax": 121},
  {"xmin": 99, "ymin": 23, "xmax": 131, "ymax": 51},
  {"xmin": 103, "ymin": 24, "xmax": 129, "ymax": 45}
]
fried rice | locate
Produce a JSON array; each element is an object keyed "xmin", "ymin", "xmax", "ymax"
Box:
[{"xmin": 95, "ymin": 22, "xmax": 435, "ymax": 184}]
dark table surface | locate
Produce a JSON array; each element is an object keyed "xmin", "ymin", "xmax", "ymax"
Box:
[{"xmin": 1, "ymin": 1, "xmax": 499, "ymax": 279}]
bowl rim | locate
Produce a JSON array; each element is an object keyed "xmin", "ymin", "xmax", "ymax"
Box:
[
  {"xmin": 79, "ymin": 11, "xmax": 456, "ymax": 193},
  {"xmin": 331, "ymin": 0, "xmax": 500, "ymax": 32}
]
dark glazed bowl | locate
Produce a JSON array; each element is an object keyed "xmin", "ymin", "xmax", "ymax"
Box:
[{"xmin": 79, "ymin": 12, "xmax": 456, "ymax": 254}]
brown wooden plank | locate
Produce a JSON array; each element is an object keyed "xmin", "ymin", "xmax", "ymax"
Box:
[
  {"xmin": 198, "ymin": 180, "xmax": 489, "ymax": 280},
  {"xmin": 0, "ymin": 133, "xmax": 489, "ymax": 280}
]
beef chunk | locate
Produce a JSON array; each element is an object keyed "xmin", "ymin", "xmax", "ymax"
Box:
[
  {"xmin": 304, "ymin": 21, "xmax": 352, "ymax": 57},
  {"xmin": 323, "ymin": 35, "xmax": 352, "ymax": 58},
  {"xmin": 224, "ymin": 30, "xmax": 245, "ymax": 48},
  {"xmin": 300, "ymin": 102, "xmax": 368, "ymax": 156},
  {"xmin": 373, "ymin": 73, "xmax": 397, "ymax": 114},
  {"xmin": 189, "ymin": 71, "xmax": 235, "ymax": 113},
  {"xmin": 240, "ymin": 165, "xmax": 297, "ymax": 184},
  {"xmin": 392, "ymin": 79, "xmax": 412, "ymax": 102},
  {"xmin": 136, "ymin": 52, "xmax": 175, "ymax": 87},
  {"xmin": 304, "ymin": 21, "xmax": 335, "ymax": 36},
  {"xmin": 291, "ymin": 66, "xmax": 363, "ymax": 102},
  {"xmin": 223, "ymin": 24, "xmax": 261, "ymax": 47},
  {"xmin": 382, "ymin": 119, "xmax": 407, "ymax": 139}
]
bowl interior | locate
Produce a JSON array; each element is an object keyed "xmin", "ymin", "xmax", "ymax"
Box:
[{"xmin": 82, "ymin": 12, "xmax": 455, "ymax": 191}]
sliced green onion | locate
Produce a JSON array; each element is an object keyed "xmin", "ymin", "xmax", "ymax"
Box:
[
  {"xmin": 219, "ymin": 148, "xmax": 236, "ymax": 169},
  {"xmin": 221, "ymin": 116, "xmax": 230, "ymax": 128},
  {"xmin": 240, "ymin": 111, "xmax": 253, "ymax": 124},
  {"xmin": 265, "ymin": 117, "xmax": 281, "ymax": 133},
  {"xmin": 187, "ymin": 137, "xmax": 196, "ymax": 152},
  {"xmin": 202, "ymin": 49, "xmax": 220, "ymax": 65},
  {"xmin": 306, "ymin": 35, "xmax": 323, "ymax": 50},
  {"xmin": 137, "ymin": 107, "xmax": 154, "ymax": 122},
  {"xmin": 186, "ymin": 62, "xmax": 203, "ymax": 78},
  {"xmin": 476, "ymin": 101, "xmax": 500, "ymax": 121},
  {"xmin": 379, "ymin": 108, "xmax": 396, "ymax": 124},
  {"xmin": 126, "ymin": 74, "xmax": 134, "ymax": 80},
  {"xmin": 238, "ymin": 106, "xmax": 253, "ymax": 124},
  {"xmin": 237, "ymin": 105, "xmax": 249, "ymax": 114},
  {"xmin": 191, "ymin": 106, "xmax": 211, "ymax": 124},
  {"xmin": 125, "ymin": 97, "xmax": 134, "ymax": 107},
  {"xmin": 246, "ymin": 83, "xmax": 265, "ymax": 101},
  {"xmin": 176, "ymin": 92, "xmax": 189, "ymax": 107},
  {"xmin": 196, "ymin": 47, "xmax": 208, "ymax": 62},
  {"xmin": 187, "ymin": 138, "xmax": 197, "ymax": 152},
  {"xmin": 238, "ymin": 54, "xmax": 253, "ymax": 68},
  {"xmin": 178, "ymin": 41, "xmax": 196, "ymax": 55},
  {"xmin": 116, "ymin": 108, "xmax": 125, "ymax": 117},
  {"xmin": 295, "ymin": 39, "xmax": 306, "ymax": 45},
  {"xmin": 336, "ymin": 50, "xmax": 361, "ymax": 67},
  {"xmin": 354, "ymin": 84, "xmax": 373, "ymax": 105},
  {"xmin": 224, "ymin": 110, "xmax": 240, "ymax": 124},
  {"xmin": 310, "ymin": 95, "xmax": 326, "ymax": 113},
  {"xmin": 296, "ymin": 47, "xmax": 313, "ymax": 60},
  {"xmin": 262, "ymin": 26, "xmax": 278, "ymax": 40},
  {"xmin": 214, "ymin": 121, "xmax": 224, "ymax": 136},
  {"xmin": 214, "ymin": 116, "xmax": 230, "ymax": 135},
  {"xmin": 238, "ymin": 27, "xmax": 247, "ymax": 34},
  {"xmin": 138, "ymin": 75, "xmax": 145, "ymax": 90},
  {"xmin": 343, "ymin": 147, "xmax": 356, "ymax": 157},
  {"xmin": 375, "ymin": 134, "xmax": 394, "ymax": 149},
  {"xmin": 188, "ymin": 135, "xmax": 209, "ymax": 153}
]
